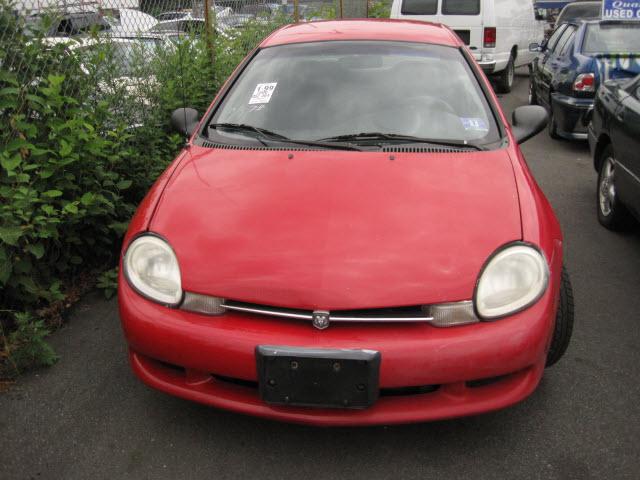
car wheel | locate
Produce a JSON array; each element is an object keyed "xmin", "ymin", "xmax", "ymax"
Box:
[
  {"xmin": 597, "ymin": 146, "xmax": 632, "ymax": 230},
  {"xmin": 496, "ymin": 54, "xmax": 515, "ymax": 93},
  {"xmin": 529, "ymin": 77, "xmax": 538, "ymax": 105},
  {"xmin": 546, "ymin": 265, "xmax": 574, "ymax": 367},
  {"xmin": 548, "ymin": 100, "xmax": 561, "ymax": 140}
]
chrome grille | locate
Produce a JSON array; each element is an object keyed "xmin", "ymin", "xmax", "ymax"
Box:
[{"xmin": 221, "ymin": 300, "xmax": 434, "ymax": 323}]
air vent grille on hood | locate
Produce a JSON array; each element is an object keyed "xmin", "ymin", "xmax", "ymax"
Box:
[
  {"xmin": 199, "ymin": 140, "xmax": 322, "ymax": 151},
  {"xmin": 197, "ymin": 140, "xmax": 476, "ymax": 154},
  {"xmin": 381, "ymin": 145, "xmax": 476, "ymax": 153}
]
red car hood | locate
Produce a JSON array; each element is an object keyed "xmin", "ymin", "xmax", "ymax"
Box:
[{"xmin": 150, "ymin": 146, "xmax": 522, "ymax": 310}]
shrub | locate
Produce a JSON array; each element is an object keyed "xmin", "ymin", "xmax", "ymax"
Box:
[{"xmin": 0, "ymin": 0, "xmax": 289, "ymax": 377}]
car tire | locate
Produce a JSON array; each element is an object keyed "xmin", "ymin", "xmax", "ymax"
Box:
[
  {"xmin": 597, "ymin": 145, "xmax": 632, "ymax": 230},
  {"xmin": 546, "ymin": 265, "xmax": 574, "ymax": 367},
  {"xmin": 529, "ymin": 76, "xmax": 538, "ymax": 105},
  {"xmin": 548, "ymin": 99, "xmax": 561, "ymax": 140},
  {"xmin": 496, "ymin": 54, "xmax": 515, "ymax": 94}
]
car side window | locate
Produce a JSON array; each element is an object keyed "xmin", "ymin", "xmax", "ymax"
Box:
[
  {"xmin": 546, "ymin": 25, "xmax": 567, "ymax": 52},
  {"xmin": 553, "ymin": 25, "xmax": 575, "ymax": 55},
  {"xmin": 559, "ymin": 28, "xmax": 576, "ymax": 56}
]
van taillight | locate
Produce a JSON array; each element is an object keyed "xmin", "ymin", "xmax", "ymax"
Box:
[
  {"xmin": 484, "ymin": 27, "xmax": 496, "ymax": 48},
  {"xmin": 573, "ymin": 73, "xmax": 595, "ymax": 93}
]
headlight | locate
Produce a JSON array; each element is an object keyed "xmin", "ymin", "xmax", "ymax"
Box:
[
  {"xmin": 123, "ymin": 234, "xmax": 183, "ymax": 306},
  {"xmin": 475, "ymin": 244, "xmax": 549, "ymax": 319}
]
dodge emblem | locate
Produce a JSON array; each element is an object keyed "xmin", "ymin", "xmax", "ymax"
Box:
[{"xmin": 312, "ymin": 310, "xmax": 330, "ymax": 330}]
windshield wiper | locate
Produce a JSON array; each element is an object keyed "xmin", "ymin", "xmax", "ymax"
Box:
[
  {"xmin": 209, "ymin": 123, "xmax": 363, "ymax": 151},
  {"xmin": 317, "ymin": 132, "xmax": 486, "ymax": 151}
]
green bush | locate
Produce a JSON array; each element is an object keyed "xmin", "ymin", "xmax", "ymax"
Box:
[
  {"xmin": 0, "ymin": 0, "xmax": 287, "ymax": 377},
  {"xmin": 368, "ymin": 1, "xmax": 391, "ymax": 18}
]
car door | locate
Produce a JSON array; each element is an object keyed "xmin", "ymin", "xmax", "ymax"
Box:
[
  {"xmin": 540, "ymin": 24, "xmax": 577, "ymax": 103},
  {"xmin": 535, "ymin": 24, "xmax": 567, "ymax": 108},
  {"xmin": 613, "ymin": 79, "xmax": 640, "ymax": 217}
]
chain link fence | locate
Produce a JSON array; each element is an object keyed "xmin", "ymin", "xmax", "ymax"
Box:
[{"xmin": 1, "ymin": 0, "xmax": 390, "ymax": 135}]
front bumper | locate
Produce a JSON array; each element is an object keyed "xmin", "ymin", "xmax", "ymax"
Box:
[
  {"xmin": 551, "ymin": 93, "xmax": 594, "ymax": 140},
  {"xmin": 119, "ymin": 265, "xmax": 560, "ymax": 426}
]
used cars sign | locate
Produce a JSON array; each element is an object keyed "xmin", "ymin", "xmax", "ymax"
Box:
[{"xmin": 602, "ymin": 0, "xmax": 640, "ymax": 19}]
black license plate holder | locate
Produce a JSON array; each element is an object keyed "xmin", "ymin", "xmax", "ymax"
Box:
[{"xmin": 256, "ymin": 346, "xmax": 380, "ymax": 409}]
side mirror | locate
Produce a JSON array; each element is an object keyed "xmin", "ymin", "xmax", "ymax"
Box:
[
  {"xmin": 529, "ymin": 42, "xmax": 542, "ymax": 53},
  {"xmin": 170, "ymin": 108, "xmax": 200, "ymax": 137},
  {"xmin": 511, "ymin": 106, "xmax": 548, "ymax": 144}
]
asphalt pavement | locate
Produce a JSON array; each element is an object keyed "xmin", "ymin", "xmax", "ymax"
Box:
[{"xmin": 1, "ymin": 72, "xmax": 640, "ymax": 480}]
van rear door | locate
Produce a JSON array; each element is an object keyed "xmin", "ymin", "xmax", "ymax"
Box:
[{"xmin": 437, "ymin": 0, "xmax": 484, "ymax": 53}]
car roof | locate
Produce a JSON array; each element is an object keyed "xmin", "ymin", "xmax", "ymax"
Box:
[{"xmin": 260, "ymin": 19, "xmax": 462, "ymax": 48}]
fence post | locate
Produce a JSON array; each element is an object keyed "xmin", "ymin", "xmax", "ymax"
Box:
[
  {"xmin": 294, "ymin": 0, "xmax": 299, "ymax": 22},
  {"xmin": 203, "ymin": 0, "xmax": 216, "ymax": 70}
]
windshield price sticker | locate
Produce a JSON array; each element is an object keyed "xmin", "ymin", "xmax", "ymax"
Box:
[
  {"xmin": 249, "ymin": 83, "xmax": 278, "ymax": 104},
  {"xmin": 602, "ymin": 0, "xmax": 640, "ymax": 20},
  {"xmin": 461, "ymin": 117, "xmax": 489, "ymax": 132}
]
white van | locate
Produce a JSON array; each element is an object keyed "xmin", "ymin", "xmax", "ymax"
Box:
[{"xmin": 390, "ymin": 0, "xmax": 544, "ymax": 92}]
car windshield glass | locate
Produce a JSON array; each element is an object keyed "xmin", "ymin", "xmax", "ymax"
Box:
[
  {"xmin": 210, "ymin": 41, "xmax": 500, "ymax": 146},
  {"xmin": 442, "ymin": 0, "xmax": 480, "ymax": 15},
  {"xmin": 582, "ymin": 24, "xmax": 640, "ymax": 55},
  {"xmin": 557, "ymin": 3, "xmax": 601, "ymax": 24}
]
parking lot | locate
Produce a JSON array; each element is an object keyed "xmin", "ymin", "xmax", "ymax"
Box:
[{"xmin": 1, "ymin": 71, "xmax": 639, "ymax": 480}]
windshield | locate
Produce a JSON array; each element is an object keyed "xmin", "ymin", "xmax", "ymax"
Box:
[
  {"xmin": 557, "ymin": 3, "xmax": 601, "ymax": 24},
  {"xmin": 210, "ymin": 41, "xmax": 500, "ymax": 147},
  {"xmin": 583, "ymin": 24, "xmax": 640, "ymax": 55}
]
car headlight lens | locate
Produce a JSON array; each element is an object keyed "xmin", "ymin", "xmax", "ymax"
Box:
[
  {"xmin": 475, "ymin": 244, "xmax": 549, "ymax": 319},
  {"xmin": 123, "ymin": 235, "xmax": 182, "ymax": 306}
]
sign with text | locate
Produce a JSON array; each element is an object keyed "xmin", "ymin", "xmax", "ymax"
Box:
[{"xmin": 602, "ymin": 0, "xmax": 640, "ymax": 20}]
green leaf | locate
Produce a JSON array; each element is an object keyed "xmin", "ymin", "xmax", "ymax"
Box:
[
  {"xmin": 59, "ymin": 139, "xmax": 73, "ymax": 157},
  {"xmin": 116, "ymin": 179, "xmax": 132, "ymax": 190},
  {"xmin": 42, "ymin": 190, "xmax": 63, "ymax": 198},
  {"xmin": 46, "ymin": 74, "xmax": 66, "ymax": 88},
  {"xmin": 40, "ymin": 169, "xmax": 54, "ymax": 179},
  {"xmin": 26, "ymin": 243, "xmax": 45, "ymax": 259},
  {"xmin": 0, "ymin": 87, "xmax": 20, "ymax": 96},
  {"xmin": 4, "ymin": 138, "xmax": 30, "ymax": 152},
  {"xmin": 1, "ymin": 153, "xmax": 22, "ymax": 172},
  {"xmin": 0, "ymin": 226, "xmax": 23, "ymax": 246},
  {"xmin": 80, "ymin": 192, "xmax": 95, "ymax": 205},
  {"xmin": 63, "ymin": 203, "xmax": 78, "ymax": 214}
]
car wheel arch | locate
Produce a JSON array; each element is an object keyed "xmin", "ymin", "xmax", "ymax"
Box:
[{"xmin": 594, "ymin": 135, "xmax": 612, "ymax": 172}]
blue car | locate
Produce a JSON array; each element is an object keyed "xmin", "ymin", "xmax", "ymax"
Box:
[{"xmin": 529, "ymin": 20, "xmax": 640, "ymax": 140}]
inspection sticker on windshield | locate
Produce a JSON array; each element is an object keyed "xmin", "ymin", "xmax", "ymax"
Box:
[
  {"xmin": 460, "ymin": 117, "xmax": 489, "ymax": 132},
  {"xmin": 249, "ymin": 83, "xmax": 277, "ymax": 105}
]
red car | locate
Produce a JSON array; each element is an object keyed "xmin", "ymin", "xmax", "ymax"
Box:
[{"xmin": 119, "ymin": 20, "xmax": 574, "ymax": 426}]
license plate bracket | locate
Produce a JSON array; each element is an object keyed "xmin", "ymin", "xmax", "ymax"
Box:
[{"xmin": 256, "ymin": 346, "xmax": 380, "ymax": 409}]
